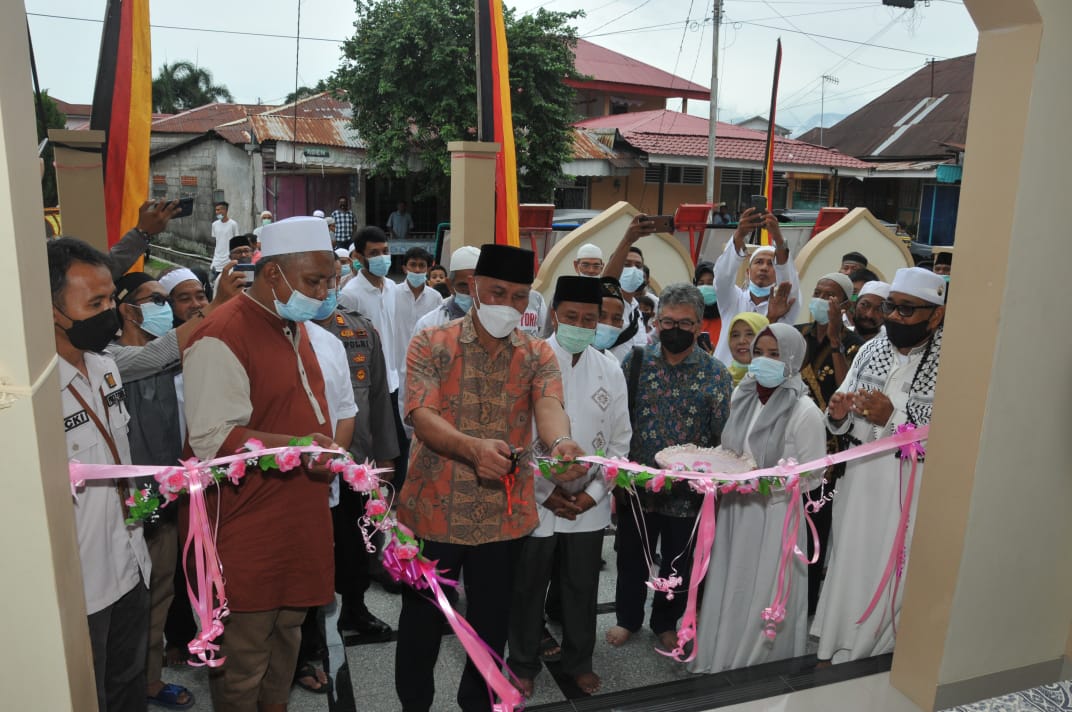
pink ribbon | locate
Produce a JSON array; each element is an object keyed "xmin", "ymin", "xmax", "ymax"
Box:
[
  {"xmin": 855, "ymin": 427, "xmax": 925, "ymax": 634},
  {"xmin": 657, "ymin": 491, "xmax": 717, "ymax": 662},
  {"xmin": 761, "ymin": 476, "xmax": 821, "ymax": 642}
]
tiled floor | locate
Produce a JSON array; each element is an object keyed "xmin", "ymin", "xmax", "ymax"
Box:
[{"xmin": 154, "ymin": 534, "xmax": 1070, "ymax": 712}]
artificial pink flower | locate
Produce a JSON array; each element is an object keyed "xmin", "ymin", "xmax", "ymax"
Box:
[
  {"xmin": 164, "ymin": 471, "xmax": 186, "ymax": 492},
  {"xmin": 603, "ymin": 463, "xmax": 619, "ymax": 483},
  {"xmin": 226, "ymin": 459, "xmax": 247, "ymax": 485},
  {"xmin": 243, "ymin": 438, "xmax": 264, "ymax": 453},
  {"xmin": 276, "ymin": 448, "xmax": 303, "ymax": 472},
  {"xmin": 328, "ymin": 458, "xmax": 349, "ymax": 474},
  {"xmin": 393, "ymin": 542, "xmax": 420, "ymax": 560},
  {"xmin": 343, "ymin": 463, "xmax": 376, "ymax": 492},
  {"xmin": 647, "ymin": 472, "xmax": 666, "ymax": 493},
  {"xmin": 365, "ymin": 499, "xmax": 388, "ymax": 517},
  {"xmin": 125, "ymin": 495, "xmax": 136, "ymax": 507}
]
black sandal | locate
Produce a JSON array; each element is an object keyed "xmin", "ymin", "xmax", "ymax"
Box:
[{"xmin": 293, "ymin": 663, "xmax": 331, "ymax": 694}]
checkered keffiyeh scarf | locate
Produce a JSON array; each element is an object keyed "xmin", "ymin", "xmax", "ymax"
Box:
[{"xmin": 848, "ymin": 325, "xmax": 942, "ymax": 427}]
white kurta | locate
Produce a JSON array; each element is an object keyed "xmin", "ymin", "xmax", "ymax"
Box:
[
  {"xmin": 811, "ymin": 341, "xmax": 931, "ymax": 663},
  {"xmin": 689, "ymin": 394, "xmax": 825, "ymax": 673},
  {"xmin": 712, "ymin": 239, "xmax": 801, "ymax": 366},
  {"xmin": 532, "ymin": 336, "xmax": 632, "ymax": 536}
]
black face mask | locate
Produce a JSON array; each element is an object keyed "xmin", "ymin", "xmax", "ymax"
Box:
[
  {"xmin": 59, "ymin": 307, "xmax": 120, "ymax": 353},
  {"xmin": 660, "ymin": 327, "xmax": 695, "ymax": 355},
  {"xmin": 884, "ymin": 319, "xmax": 931, "ymax": 349}
]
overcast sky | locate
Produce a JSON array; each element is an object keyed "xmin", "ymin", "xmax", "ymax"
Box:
[{"xmin": 27, "ymin": 0, "xmax": 978, "ymax": 134}]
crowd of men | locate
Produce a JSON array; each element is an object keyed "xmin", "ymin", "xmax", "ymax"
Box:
[{"xmin": 52, "ymin": 199, "xmax": 949, "ymax": 710}]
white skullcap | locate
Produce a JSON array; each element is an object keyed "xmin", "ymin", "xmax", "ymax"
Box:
[
  {"xmin": 334, "ymin": 248, "xmax": 350, "ymax": 259},
  {"xmin": 749, "ymin": 246, "xmax": 775, "ymax": 264},
  {"xmin": 891, "ymin": 267, "xmax": 947, "ymax": 305},
  {"xmin": 577, "ymin": 243, "xmax": 603, "ymax": 260},
  {"xmin": 158, "ymin": 268, "xmax": 200, "ymax": 295},
  {"xmin": 259, "ymin": 216, "xmax": 333, "ymax": 258},
  {"xmin": 819, "ymin": 272, "xmax": 855, "ymax": 300},
  {"xmin": 450, "ymin": 245, "xmax": 481, "ymax": 272},
  {"xmin": 858, "ymin": 281, "xmax": 891, "ymax": 300},
  {"xmin": 312, "ymin": 210, "xmax": 325, "ymax": 218},
  {"xmin": 260, "ymin": 210, "xmax": 272, "ymax": 218}
]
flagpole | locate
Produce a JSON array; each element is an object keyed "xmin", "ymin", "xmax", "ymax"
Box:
[
  {"xmin": 705, "ymin": 0, "xmax": 721, "ymax": 206},
  {"xmin": 760, "ymin": 39, "xmax": 782, "ymax": 246}
]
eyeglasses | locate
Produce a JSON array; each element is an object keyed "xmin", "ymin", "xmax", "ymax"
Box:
[
  {"xmin": 657, "ymin": 317, "xmax": 697, "ymax": 330},
  {"xmin": 132, "ymin": 294, "xmax": 169, "ymax": 306},
  {"xmin": 879, "ymin": 300, "xmax": 938, "ymax": 317}
]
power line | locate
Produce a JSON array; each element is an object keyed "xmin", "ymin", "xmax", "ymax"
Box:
[
  {"xmin": 581, "ymin": 0, "xmax": 655, "ymax": 37},
  {"xmin": 26, "ymin": 11, "xmax": 347, "ymax": 43},
  {"xmin": 732, "ymin": 18, "xmax": 949, "ymax": 58}
]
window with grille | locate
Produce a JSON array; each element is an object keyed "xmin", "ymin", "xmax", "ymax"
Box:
[{"xmin": 644, "ymin": 165, "xmax": 706, "ymax": 185}]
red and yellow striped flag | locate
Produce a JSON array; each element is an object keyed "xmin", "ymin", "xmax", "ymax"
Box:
[
  {"xmin": 90, "ymin": 0, "xmax": 152, "ymax": 259},
  {"xmin": 479, "ymin": 0, "xmax": 520, "ymax": 247},
  {"xmin": 760, "ymin": 39, "xmax": 783, "ymax": 247}
]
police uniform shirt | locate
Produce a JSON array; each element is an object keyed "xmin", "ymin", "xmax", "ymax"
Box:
[{"xmin": 60, "ymin": 352, "xmax": 151, "ymax": 615}]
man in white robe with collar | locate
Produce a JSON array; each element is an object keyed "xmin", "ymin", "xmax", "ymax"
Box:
[
  {"xmin": 811, "ymin": 267, "xmax": 945, "ymax": 663},
  {"xmin": 712, "ymin": 207, "xmax": 801, "ymax": 365},
  {"xmin": 507, "ymin": 276, "xmax": 632, "ymax": 698}
]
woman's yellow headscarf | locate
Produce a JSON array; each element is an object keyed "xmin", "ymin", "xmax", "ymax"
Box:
[{"xmin": 726, "ymin": 312, "xmax": 771, "ymax": 386}]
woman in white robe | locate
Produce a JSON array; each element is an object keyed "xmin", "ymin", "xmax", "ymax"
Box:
[{"xmin": 689, "ymin": 323, "xmax": 826, "ymax": 674}]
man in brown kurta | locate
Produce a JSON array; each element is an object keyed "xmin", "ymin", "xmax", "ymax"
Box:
[{"xmin": 183, "ymin": 216, "xmax": 340, "ymax": 711}]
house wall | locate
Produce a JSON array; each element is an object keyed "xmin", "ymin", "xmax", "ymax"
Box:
[
  {"xmin": 587, "ymin": 168, "xmax": 709, "ymax": 214},
  {"xmin": 150, "ymin": 141, "xmax": 220, "ymax": 257},
  {"xmin": 573, "ymin": 89, "xmax": 665, "ymax": 119},
  {"xmin": 215, "ymin": 142, "xmax": 255, "ymax": 233}
]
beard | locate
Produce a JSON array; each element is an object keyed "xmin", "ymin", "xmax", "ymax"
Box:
[{"xmin": 855, "ymin": 317, "xmax": 880, "ymax": 336}]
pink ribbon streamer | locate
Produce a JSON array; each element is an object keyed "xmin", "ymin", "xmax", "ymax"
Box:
[{"xmin": 657, "ymin": 490, "xmax": 717, "ymax": 662}]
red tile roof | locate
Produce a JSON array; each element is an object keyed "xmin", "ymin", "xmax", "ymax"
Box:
[
  {"xmin": 51, "ymin": 98, "xmax": 92, "ymax": 117},
  {"xmin": 569, "ymin": 39, "xmax": 710, "ymax": 100},
  {"xmin": 576, "ymin": 109, "xmax": 872, "ymax": 171}
]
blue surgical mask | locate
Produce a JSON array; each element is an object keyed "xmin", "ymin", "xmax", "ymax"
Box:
[
  {"xmin": 942, "ymin": 275, "xmax": 951, "ymax": 284},
  {"xmin": 273, "ymin": 272, "xmax": 325, "ymax": 322},
  {"xmin": 340, "ymin": 264, "xmax": 352, "ymax": 277},
  {"xmin": 453, "ymin": 293, "xmax": 473, "ymax": 312},
  {"xmin": 698, "ymin": 285, "xmax": 717, "ymax": 306},
  {"xmin": 215, "ymin": 212, "xmax": 223, "ymax": 221},
  {"xmin": 368, "ymin": 254, "xmax": 392, "ymax": 277},
  {"xmin": 594, "ymin": 323, "xmax": 622, "ymax": 350},
  {"xmin": 749, "ymin": 281, "xmax": 772, "ymax": 298},
  {"xmin": 809, "ymin": 297, "xmax": 831, "ymax": 325},
  {"xmin": 620, "ymin": 266, "xmax": 645, "ymax": 293},
  {"xmin": 406, "ymin": 271, "xmax": 428, "ymax": 288},
  {"xmin": 555, "ymin": 323, "xmax": 596, "ymax": 354},
  {"xmin": 138, "ymin": 302, "xmax": 174, "ymax": 338},
  {"xmin": 748, "ymin": 356, "xmax": 788, "ymax": 388},
  {"xmin": 312, "ymin": 289, "xmax": 338, "ymax": 321}
]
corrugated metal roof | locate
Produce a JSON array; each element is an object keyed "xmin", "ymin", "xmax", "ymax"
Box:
[
  {"xmin": 797, "ymin": 54, "xmax": 974, "ymax": 160},
  {"xmin": 246, "ymin": 115, "xmax": 363, "ymax": 149},
  {"xmin": 152, "ymin": 103, "xmax": 275, "ymax": 134},
  {"xmin": 570, "ymin": 39, "xmax": 710, "ymax": 99},
  {"xmin": 574, "ymin": 110, "xmax": 873, "ymax": 170}
]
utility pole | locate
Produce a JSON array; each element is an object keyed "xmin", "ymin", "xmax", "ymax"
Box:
[
  {"xmin": 705, "ymin": 0, "xmax": 722, "ymax": 205},
  {"xmin": 819, "ymin": 74, "xmax": 839, "ymax": 147}
]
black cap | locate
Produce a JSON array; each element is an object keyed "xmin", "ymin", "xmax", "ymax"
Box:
[
  {"xmin": 229, "ymin": 235, "xmax": 252, "ymax": 252},
  {"xmin": 600, "ymin": 276, "xmax": 625, "ymax": 302},
  {"xmin": 933, "ymin": 252, "xmax": 952, "ymax": 266},
  {"xmin": 114, "ymin": 271, "xmax": 156, "ymax": 303},
  {"xmin": 474, "ymin": 244, "xmax": 535, "ymax": 284},
  {"xmin": 553, "ymin": 276, "xmax": 602, "ymax": 308},
  {"xmin": 842, "ymin": 251, "xmax": 868, "ymax": 266}
]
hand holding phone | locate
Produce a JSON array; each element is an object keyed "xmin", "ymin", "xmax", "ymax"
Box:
[
  {"xmin": 649, "ymin": 215, "xmax": 675, "ymax": 233},
  {"xmin": 749, "ymin": 194, "xmax": 768, "ymax": 217}
]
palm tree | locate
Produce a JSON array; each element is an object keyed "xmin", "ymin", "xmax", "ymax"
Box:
[{"xmin": 152, "ymin": 61, "xmax": 235, "ymax": 113}]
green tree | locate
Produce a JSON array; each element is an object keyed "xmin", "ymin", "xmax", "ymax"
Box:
[
  {"xmin": 36, "ymin": 91, "xmax": 66, "ymax": 207},
  {"xmin": 334, "ymin": 0, "xmax": 582, "ymax": 202},
  {"xmin": 285, "ymin": 78, "xmax": 339, "ymax": 105},
  {"xmin": 152, "ymin": 61, "xmax": 235, "ymax": 114}
]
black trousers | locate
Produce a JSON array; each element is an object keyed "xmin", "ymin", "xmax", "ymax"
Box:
[
  {"xmin": 507, "ymin": 530, "xmax": 603, "ymax": 679},
  {"xmin": 614, "ymin": 496, "xmax": 697, "ymax": 635},
  {"xmin": 332, "ymin": 485, "xmax": 372, "ymax": 611},
  {"xmin": 88, "ymin": 579, "xmax": 150, "ymax": 712},
  {"xmin": 390, "ymin": 389, "xmax": 411, "ymax": 492},
  {"xmin": 395, "ymin": 538, "xmax": 516, "ymax": 712}
]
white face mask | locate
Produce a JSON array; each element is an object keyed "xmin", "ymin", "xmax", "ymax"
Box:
[{"xmin": 475, "ymin": 288, "xmax": 523, "ymax": 338}]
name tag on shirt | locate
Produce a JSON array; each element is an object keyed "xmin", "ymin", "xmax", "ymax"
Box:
[
  {"xmin": 104, "ymin": 387, "xmax": 126, "ymax": 408},
  {"xmin": 64, "ymin": 410, "xmax": 90, "ymax": 432}
]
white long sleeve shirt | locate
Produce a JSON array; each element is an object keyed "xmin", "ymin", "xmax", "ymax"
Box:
[{"xmin": 712, "ymin": 238, "xmax": 801, "ymax": 365}]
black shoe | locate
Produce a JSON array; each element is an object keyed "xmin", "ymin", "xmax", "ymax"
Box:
[{"xmin": 338, "ymin": 610, "xmax": 393, "ymax": 637}]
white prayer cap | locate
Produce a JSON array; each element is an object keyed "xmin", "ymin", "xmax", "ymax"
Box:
[
  {"xmin": 260, "ymin": 210, "xmax": 272, "ymax": 218},
  {"xmin": 577, "ymin": 243, "xmax": 603, "ymax": 260},
  {"xmin": 259, "ymin": 216, "xmax": 333, "ymax": 259},
  {"xmin": 891, "ymin": 267, "xmax": 946, "ymax": 305},
  {"xmin": 159, "ymin": 268, "xmax": 200, "ymax": 295},
  {"xmin": 312, "ymin": 210, "xmax": 325, "ymax": 218},
  {"xmin": 858, "ymin": 281, "xmax": 891, "ymax": 300},
  {"xmin": 334, "ymin": 248, "xmax": 350, "ymax": 259},
  {"xmin": 749, "ymin": 246, "xmax": 775, "ymax": 264},
  {"xmin": 818, "ymin": 272, "xmax": 855, "ymax": 300},
  {"xmin": 450, "ymin": 245, "xmax": 481, "ymax": 272}
]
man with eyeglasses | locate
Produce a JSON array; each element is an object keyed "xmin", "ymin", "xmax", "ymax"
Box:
[
  {"xmin": 795, "ymin": 272, "xmax": 864, "ymax": 615},
  {"xmin": 812, "ymin": 266, "xmax": 946, "ymax": 664},
  {"xmin": 607, "ymin": 283, "xmax": 733, "ymax": 652},
  {"xmin": 573, "ymin": 243, "xmax": 604, "ymax": 277}
]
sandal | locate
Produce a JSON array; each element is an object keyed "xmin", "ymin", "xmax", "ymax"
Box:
[
  {"xmin": 293, "ymin": 663, "xmax": 331, "ymax": 694},
  {"xmin": 539, "ymin": 628, "xmax": 562, "ymax": 661},
  {"xmin": 147, "ymin": 682, "xmax": 195, "ymax": 709}
]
